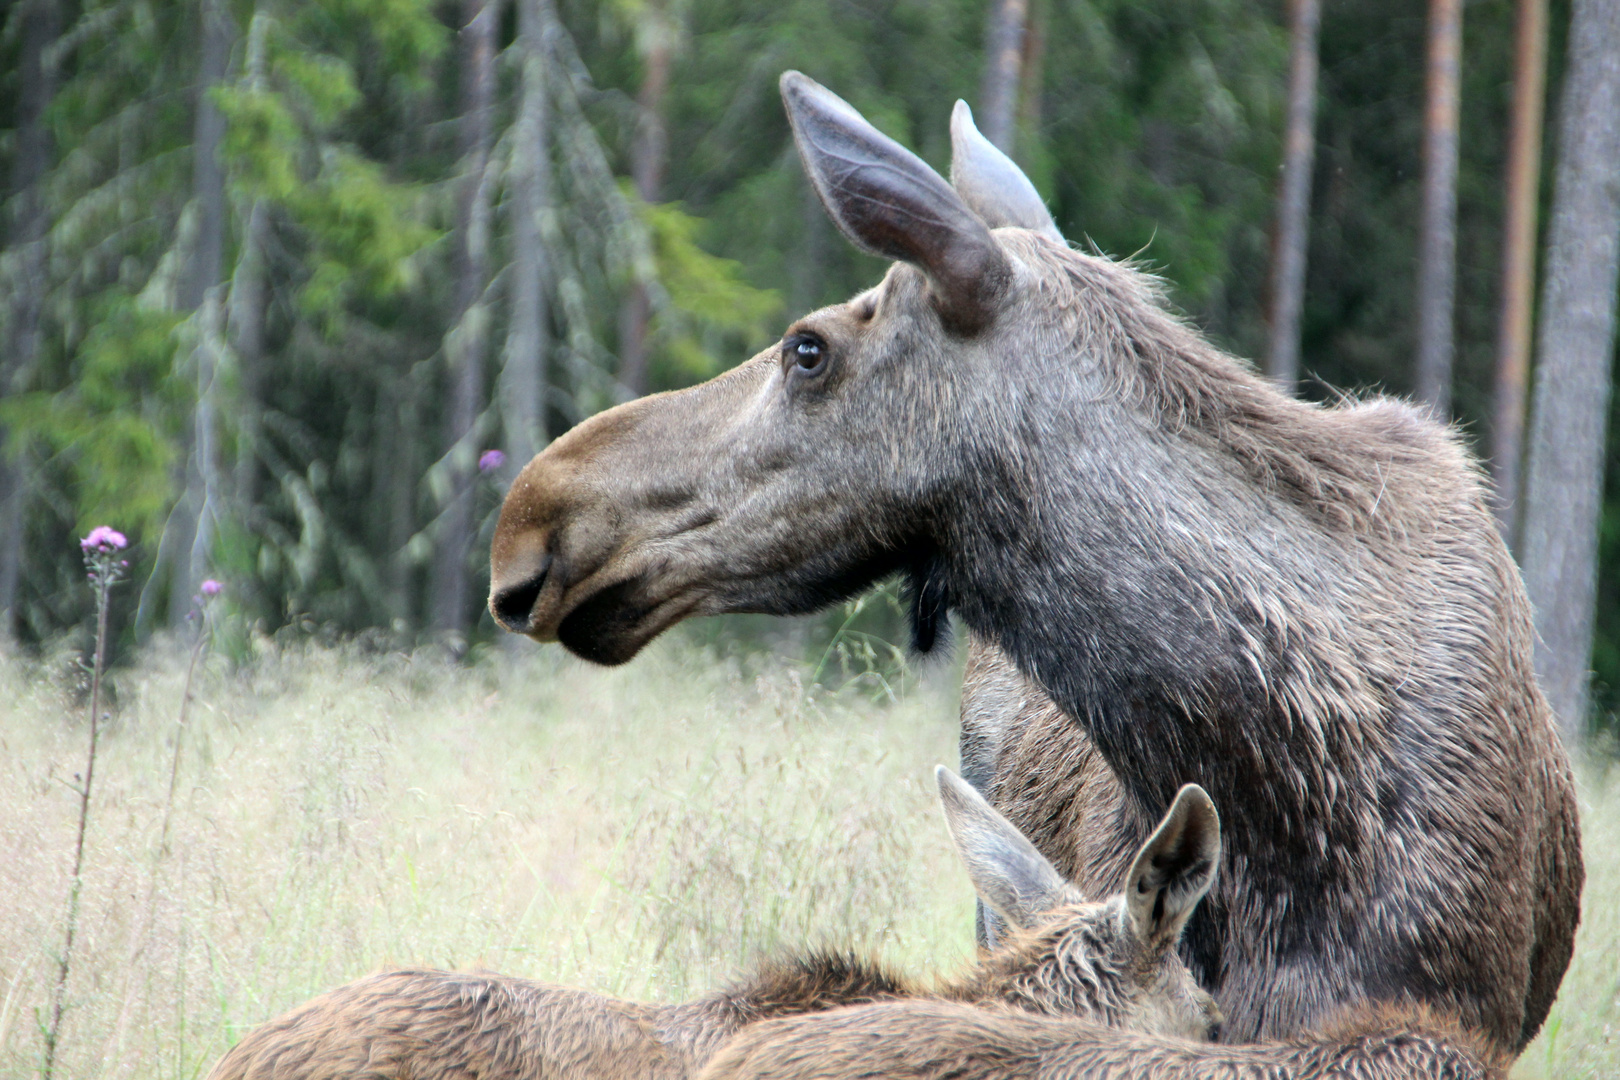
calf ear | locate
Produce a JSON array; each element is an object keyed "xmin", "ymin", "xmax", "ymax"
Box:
[
  {"xmin": 780, "ymin": 72, "xmax": 1012, "ymax": 334},
  {"xmin": 948, "ymin": 101, "xmax": 1062, "ymax": 240},
  {"xmin": 936, "ymin": 765, "xmax": 1070, "ymax": 930},
  {"xmin": 1123, "ymin": 785, "xmax": 1220, "ymax": 956}
]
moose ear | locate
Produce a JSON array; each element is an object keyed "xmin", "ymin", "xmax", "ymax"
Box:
[
  {"xmin": 780, "ymin": 71, "xmax": 1012, "ymax": 334},
  {"xmin": 949, "ymin": 101, "xmax": 1061, "ymax": 240},
  {"xmin": 1123, "ymin": 784, "xmax": 1221, "ymax": 957},
  {"xmin": 936, "ymin": 765, "xmax": 1071, "ymax": 930}
]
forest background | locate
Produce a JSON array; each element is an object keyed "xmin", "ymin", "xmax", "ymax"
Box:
[{"xmin": 4, "ymin": 0, "xmax": 1620, "ymax": 731}]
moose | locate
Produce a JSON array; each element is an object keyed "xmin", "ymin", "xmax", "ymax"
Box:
[
  {"xmin": 488, "ymin": 72, "xmax": 1581, "ymax": 1054},
  {"xmin": 204, "ymin": 768, "xmax": 1223, "ymax": 1080},
  {"xmin": 700, "ymin": 999, "xmax": 1507, "ymax": 1080}
]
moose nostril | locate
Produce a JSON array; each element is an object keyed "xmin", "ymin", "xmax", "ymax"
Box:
[{"xmin": 492, "ymin": 560, "xmax": 550, "ymax": 633}]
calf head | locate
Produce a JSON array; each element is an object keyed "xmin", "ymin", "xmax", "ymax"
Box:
[
  {"xmin": 489, "ymin": 73, "xmax": 1083, "ymax": 664},
  {"xmin": 936, "ymin": 766, "xmax": 1222, "ymax": 1041}
]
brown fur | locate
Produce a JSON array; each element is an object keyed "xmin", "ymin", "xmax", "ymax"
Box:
[
  {"xmin": 959, "ymin": 632, "xmax": 1136, "ymax": 899},
  {"xmin": 202, "ymin": 956, "xmax": 903, "ymax": 1080},
  {"xmin": 959, "ymin": 623, "xmax": 1582, "ymax": 1057},
  {"xmin": 206, "ymin": 775, "xmax": 1222, "ymax": 1080},
  {"xmin": 204, "ymin": 913, "xmax": 1209, "ymax": 1080},
  {"xmin": 486, "ymin": 75, "xmax": 1582, "ymax": 1053},
  {"xmin": 700, "ymin": 1000, "xmax": 1511, "ymax": 1080},
  {"xmin": 206, "ymin": 925, "xmax": 1218, "ymax": 1080}
]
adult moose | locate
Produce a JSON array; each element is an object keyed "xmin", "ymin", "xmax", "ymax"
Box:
[{"xmin": 489, "ymin": 73, "xmax": 1581, "ymax": 1054}]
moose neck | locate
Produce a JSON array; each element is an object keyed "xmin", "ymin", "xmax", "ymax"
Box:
[
  {"xmin": 933, "ymin": 300, "xmax": 1399, "ymax": 893},
  {"xmin": 943, "ymin": 456, "xmax": 1373, "ymax": 899}
]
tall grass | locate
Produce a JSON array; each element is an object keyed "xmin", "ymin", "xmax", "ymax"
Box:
[
  {"xmin": 0, "ymin": 635, "xmax": 968, "ymax": 1080},
  {"xmin": 0, "ymin": 634, "xmax": 1615, "ymax": 1078},
  {"xmin": 1517, "ymin": 754, "xmax": 1620, "ymax": 1078}
]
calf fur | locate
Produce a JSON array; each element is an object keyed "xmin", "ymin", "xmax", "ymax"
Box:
[
  {"xmin": 701, "ymin": 999, "xmax": 1508, "ymax": 1080},
  {"xmin": 205, "ymin": 770, "xmax": 1221, "ymax": 1080}
]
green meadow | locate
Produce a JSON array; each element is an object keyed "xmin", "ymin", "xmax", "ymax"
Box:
[{"xmin": 0, "ymin": 636, "xmax": 1614, "ymax": 1078}]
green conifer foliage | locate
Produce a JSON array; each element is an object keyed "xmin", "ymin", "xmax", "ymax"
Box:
[{"xmin": 0, "ymin": 0, "xmax": 1613, "ymax": 714}]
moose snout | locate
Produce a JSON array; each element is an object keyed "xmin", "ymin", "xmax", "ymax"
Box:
[{"xmin": 490, "ymin": 553, "xmax": 551, "ymax": 634}]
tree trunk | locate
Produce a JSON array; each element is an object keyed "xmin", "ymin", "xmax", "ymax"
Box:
[
  {"xmin": 791, "ymin": 168, "xmax": 830, "ymax": 318},
  {"xmin": 179, "ymin": 294, "xmax": 226, "ymax": 625},
  {"xmin": 384, "ymin": 377, "xmax": 421, "ymax": 633},
  {"xmin": 0, "ymin": 0, "xmax": 59, "ymax": 644},
  {"xmin": 978, "ymin": 0, "xmax": 1028, "ymax": 154},
  {"xmin": 1490, "ymin": 0, "xmax": 1549, "ymax": 541},
  {"xmin": 230, "ymin": 200, "xmax": 269, "ymax": 512},
  {"xmin": 1519, "ymin": 0, "xmax": 1620, "ymax": 741},
  {"xmin": 160, "ymin": 0, "xmax": 233, "ymax": 633},
  {"xmin": 231, "ymin": 13, "xmax": 272, "ymax": 514},
  {"xmin": 1413, "ymin": 0, "xmax": 1463, "ymax": 414},
  {"xmin": 1263, "ymin": 0, "xmax": 1321, "ymax": 393},
  {"xmin": 617, "ymin": 18, "xmax": 672, "ymax": 398},
  {"xmin": 1015, "ymin": 0, "xmax": 1046, "ymax": 157},
  {"xmin": 429, "ymin": 0, "xmax": 502, "ymax": 646},
  {"xmin": 503, "ymin": 0, "xmax": 553, "ymax": 472},
  {"xmin": 179, "ymin": 0, "xmax": 230, "ymax": 315}
]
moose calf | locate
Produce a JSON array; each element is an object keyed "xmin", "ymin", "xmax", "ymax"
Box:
[
  {"xmin": 703, "ymin": 999, "xmax": 1507, "ymax": 1080},
  {"xmin": 205, "ymin": 767, "xmax": 1222, "ymax": 1080}
]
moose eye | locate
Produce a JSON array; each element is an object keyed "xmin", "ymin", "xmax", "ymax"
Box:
[{"xmin": 784, "ymin": 334, "xmax": 828, "ymax": 377}]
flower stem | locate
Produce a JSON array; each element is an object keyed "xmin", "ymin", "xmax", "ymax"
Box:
[
  {"xmin": 41, "ymin": 571, "xmax": 111, "ymax": 1080},
  {"xmin": 159, "ymin": 615, "xmax": 209, "ymax": 857}
]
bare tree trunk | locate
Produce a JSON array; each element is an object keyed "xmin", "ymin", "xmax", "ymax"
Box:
[
  {"xmin": 978, "ymin": 0, "xmax": 1028, "ymax": 154},
  {"xmin": 617, "ymin": 19, "xmax": 672, "ymax": 398},
  {"xmin": 792, "ymin": 168, "xmax": 829, "ymax": 318},
  {"xmin": 630, "ymin": 33, "xmax": 670, "ymax": 230},
  {"xmin": 617, "ymin": 277, "xmax": 652, "ymax": 397},
  {"xmin": 503, "ymin": 0, "xmax": 553, "ymax": 472},
  {"xmin": 231, "ymin": 13, "xmax": 272, "ymax": 515},
  {"xmin": 429, "ymin": 0, "xmax": 501, "ymax": 646},
  {"xmin": 1519, "ymin": 0, "xmax": 1620, "ymax": 741},
  {"xmin": 0, "ymin": 0, "xmax": 59, "ymax": 644},
  {"xmin": 1490, "ymin": 0, "xmax": 1549, "ymax": 541},
  {"xmin": 1015, "ymin": 0, "xmax": 1046, "ymax": 156},
  {"xmin": 179, "ymin": 294, "xmax": 225, "ymax": 623},
  {"xmin": 1414, "ymin": 0, "xmax": 1463, "ymax": 414},
  {"xmin": 1263, "ymin": 0, "xmax": 1321, "ymax": 393},
  {"xmin": 179, "ymin": 0, "xmax": 230, "ymax": 315},
  {"xmin": 384, "ymin": 376, "xmax": 421, "ymax": 633},
  {"xmin": 231, "ymin": 201, "xmax": 269, "ymax": 510},
  {"xmin": 162, "ymin": 0, "xmax": 233, "ymax": 633}
]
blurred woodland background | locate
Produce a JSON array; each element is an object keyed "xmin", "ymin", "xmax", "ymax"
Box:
[
  {"xmin": 3, "ymin": 0, "xmax": 1620, "ymax": 733},
  {"xmin": 5, "ymin": 6, "xmax": 1620, "ymax": 1078}
]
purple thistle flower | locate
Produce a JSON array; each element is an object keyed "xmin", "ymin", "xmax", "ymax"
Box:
[
  {"xmin": 200, "ymin": 579, "xmax": 223, "ymax": 596},
  {"xmin": 479, "ymin": 449, "xmax": 507, "ymax": 473},
  {"xmin": 80, "ymin": 526, "xmax": 128, "ymax": 552}
]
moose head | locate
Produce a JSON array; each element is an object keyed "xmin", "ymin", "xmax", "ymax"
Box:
[{"xmin": 489, "ymin": 72, "xmax": 1170, "ymax": 665}]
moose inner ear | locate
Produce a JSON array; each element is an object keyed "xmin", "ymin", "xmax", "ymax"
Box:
[
  {"xmin": 936, "ymin": 764, "xmax": 1070, "ymax": 929},
  {"xmin": 1123, "ymin": 784, "xmax": 1221, "ymax": 955},
  {"xmin": 949, "ymin": 101, "xmax": 1062, "ymax": 241},
  {"xmin": 779, "ymin": 71, "xmax": 1012, "ymax": 335}
]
